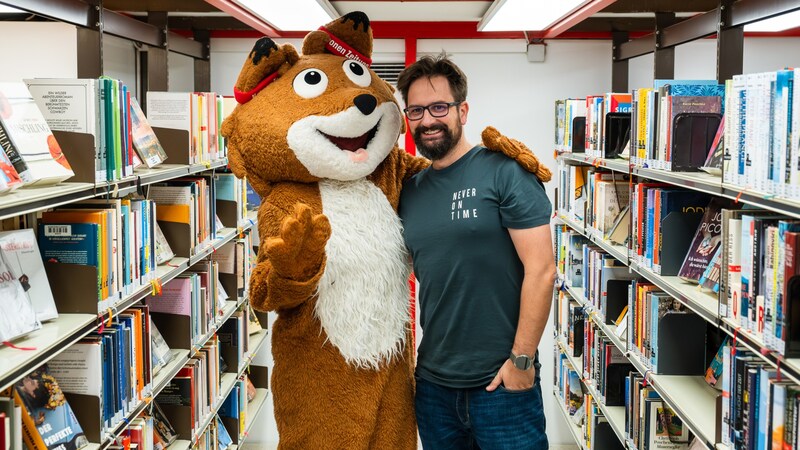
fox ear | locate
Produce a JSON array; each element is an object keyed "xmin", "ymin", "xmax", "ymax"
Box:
[
  {"xmin": 233, "ymin": 37, "xmax": 299, "ymax": 104},
  {"xmin": 302, "ymin": 11, "xmax": 373, "ymax": 64}
]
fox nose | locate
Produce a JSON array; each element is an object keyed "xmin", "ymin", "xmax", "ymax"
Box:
[{"xmin": 354, "ymin": 94, "xmax": 377, "ymax": 115}]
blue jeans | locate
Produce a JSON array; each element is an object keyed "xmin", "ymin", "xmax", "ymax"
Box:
[{"xmin": 415, "ymin": 376, "xmax": 548, "ymax": 450}]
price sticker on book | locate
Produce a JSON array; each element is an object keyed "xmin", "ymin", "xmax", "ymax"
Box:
[{"xmin": 43, "ymin": 224, "xmax": 72, "ymax": 237}]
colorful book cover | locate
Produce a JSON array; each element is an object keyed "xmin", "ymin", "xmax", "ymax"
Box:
[
  {"xmin": 701, "ymin": 115, "xmax": 725, "ymax": 176},
  {"xmin": 704, "ymin": 336, "xmax": 729, "ymax": 389},
  {"xmin": 0, "ymin": 82, "xmax": 74, "ymax": 185},
  {"xmin": 0, "ymin": 229, "xmax": 58, "ymax": 322},
  {"xmin": 654, "ymin": 79, "xmax": 725, "ymax": 98},
  {"xmin": 38, "ymin": 222, "xmax": 100, "ymax": 267},
  {"xmin": 129, "ymin": 96, "xmax": 167, "ymax": 168},
  {"xmin": 678, "ymin": 198, "xmax": 732, "ymax": 283},
  {"xmin": 0, "ymin": 146, "xmax": 22, "ymax": 194},
  {"xmin": 13, "ymin": 364, "xmax": 89, "ymax": 450},
  {"xmin": 698, "ymin": 245, "xmax": 722, "ymax": 293},
  {"xmin": 216, "ymin": 416, "xmax": 233, "ymax": 450},
  {"xmin": 604, "ymin": 93, "xmax": 632, "ymax": 113}
]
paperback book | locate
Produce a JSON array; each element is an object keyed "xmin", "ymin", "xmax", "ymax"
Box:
[
  {"xmin": 129, "ymin": 96, "xmax": 167, "ymax": 168},
  {"xmin": 0, "ymin": 82, "xmax": 74, "ymax": 185},
  {"xmin": 0, "ymin": 229, "xmax": 58, "ymax": 321},
  {"xmin": 679, "ymin": 198, "xmax": 734, "ymax": 283},
  {"xmin": 13, "ymin": 364, "xmax": 89, "ymax": 450}
]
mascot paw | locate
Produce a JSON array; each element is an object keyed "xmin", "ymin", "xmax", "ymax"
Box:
[
  {"xmin": 266, "ymin": 203, "xmax": 331, "ymax": 281},
  {"xmin": 481, "ymin": 126, "xmax": 552, "ymax": 182},
  {"xmin": 248, "ymin": 261, "xmax": 271, "ymax": 311}
]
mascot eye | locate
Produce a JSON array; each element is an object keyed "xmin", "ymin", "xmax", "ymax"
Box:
[
  {"xmin": 293, "ymin": 68, "xmax": 329, "ymax": 98},
  {"xmin": 342, "ymin": 60, "xmax": 371, "ymax": 87}
]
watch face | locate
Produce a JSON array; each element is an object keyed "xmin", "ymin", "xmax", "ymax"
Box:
[{"xmin": 513, "ymin": 355, "xmax": 532, "ymax": 370}]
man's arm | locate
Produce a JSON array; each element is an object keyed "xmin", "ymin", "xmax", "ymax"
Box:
[{"xmin": 486, "ymin": 223, "xmax": 556, "ymax": 391}]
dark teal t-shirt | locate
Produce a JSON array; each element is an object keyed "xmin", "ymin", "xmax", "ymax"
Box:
[{"xmin": 399, "ymin": 145, "xmax": 552, "ymax": 388}]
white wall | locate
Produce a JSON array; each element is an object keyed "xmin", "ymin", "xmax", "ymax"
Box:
[{"xmin": 0, "ymin": 22, "xmax": 78, "ymax": 81}]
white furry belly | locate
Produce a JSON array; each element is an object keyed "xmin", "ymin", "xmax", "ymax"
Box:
[{"xmin": 316, "ymin": 179, "xmax": 410, "ymax": 370}]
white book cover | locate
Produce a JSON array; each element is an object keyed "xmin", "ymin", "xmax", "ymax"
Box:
[
  {"xmin": 0, "ymin": 228, "xmax": 57, "ymax": 321},
  {"xmin": 0, "ymin": 82, "xmax": 75, "ymax": 185},
  {"xmin": 154, "ymin": 221, "xmax": 175, "ymax": 265},
  {"xmin": 727, "ymin": 218, "xmax": 742, "ymax": 322},
  {"xmin": 145, "ymin": 91, "xmax": 191, "ymax": 131},
  {"xmin": 47, "ymin": 340, "xmax": 103, "ymax": 396},
  {"xmin": 0, "ymin": 236, "xmax": 41, "ymax": 342},
  {"xmin": 150, "ymin": 318, "xmax": 174, "ymax": 375},
  {"xmin": 25, "ymin": 77, "xmax": 103, "ymax": 182}
]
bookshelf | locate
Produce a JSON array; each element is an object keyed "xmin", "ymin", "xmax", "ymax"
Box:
[
  {"xmin": 0, "ymin": 5, "xmax": 269, "ymax": 450},
  {"xmin": 0, "ymin": 213, "xmax": 255, "ymax": 393},
  {"xmin": 553, "ymin": 3, "xmax": 800, "ymax": 447}
]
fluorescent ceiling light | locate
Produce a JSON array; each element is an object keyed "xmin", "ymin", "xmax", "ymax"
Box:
[
  {"xmin": 743, "ymin": 9, "xmax": 800, "ymax": 32},
  {"xmin": 235, "ymin": 0, "xmax": 337, "ymax": 31},
  {"xmin": 478, "ymin": 0, "xmax": 586, "ymax": 31},
  {"xmin": 0, "ymin": 5, "xmax": 23, "ymax": 13}
]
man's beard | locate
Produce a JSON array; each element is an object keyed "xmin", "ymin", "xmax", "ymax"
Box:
[{"xmin": 413, "ymin": 121, "xmax": 462, "ymax": 161}]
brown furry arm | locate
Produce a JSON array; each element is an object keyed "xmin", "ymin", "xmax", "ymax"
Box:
[
  {"xmin": 481, "ymin": 126, "xmax": 552, "ymax": 182},
  {"xmin": 398, "ymin": 148, "xmax": 431, "ymax": 181},
  {"xmin": 250, "ymin": 203, "xmax": 330, "ymax": 312}
]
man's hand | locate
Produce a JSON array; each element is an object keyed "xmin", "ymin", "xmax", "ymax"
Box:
[{"xmin": 486, "ymin": 359, "xmax": 536, "ymax": 392}]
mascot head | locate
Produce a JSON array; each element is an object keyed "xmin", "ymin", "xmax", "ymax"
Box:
[{"xmin": 221, "ymin": 12, "xmax": 404, "ymax": 193}]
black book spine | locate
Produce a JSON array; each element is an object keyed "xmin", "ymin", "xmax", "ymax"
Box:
[{"xmin": 0, "ymin": 118, "xmax": 28, "ymax": 178}]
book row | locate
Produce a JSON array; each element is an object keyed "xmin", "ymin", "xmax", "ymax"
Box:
[
  {"xmin": 0, "ymin": 294, "xmax": 265, "ymax": 450},
  {"xmin": 557, "ymin": 71, "xmax": 800, "ymax": 203},
  {"xmin": 0, "ymin": 79, "xmax": 234, "ymax": 193},
  {"xmin": 0, "ymin": 170, "xmax": 251, "ymax": 343},
  {"xmin": 556, "ymin": 162, "xmax": 800, "ymax": 356},
  {"xmin": 554, "ymin": 344, "xmax": 692, "ymax": 450}
]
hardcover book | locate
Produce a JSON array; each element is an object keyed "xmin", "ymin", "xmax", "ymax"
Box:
[
  {"xmin": 0, "ymin": 229, "xmax": 58, "ymax": 322},
  {"xmin": 13, "ymin": 364, "xmax": 89, "ymax": 450},
  {"xmin": 0, "ymin": 82, "xmax": 74, "ymax": 185}
]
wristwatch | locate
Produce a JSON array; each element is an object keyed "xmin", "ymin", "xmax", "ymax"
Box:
[{"xmin": 509, "ymin": 351, "xmax": 534, "ymax": 371}]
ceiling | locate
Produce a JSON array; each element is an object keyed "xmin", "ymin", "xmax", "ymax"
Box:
[{"xmin": 94, "ymin": 0, "xmax": 722, "ymax": 38}]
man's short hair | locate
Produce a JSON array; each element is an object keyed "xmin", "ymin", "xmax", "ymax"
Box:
[{"xmin": 396, "ymin": 52, "xmax": 468, "ymax": 106}]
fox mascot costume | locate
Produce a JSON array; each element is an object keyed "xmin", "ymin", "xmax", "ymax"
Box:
[{"xmin": 221, "ymin": 11, "xmax": 551, "ymax": 449}]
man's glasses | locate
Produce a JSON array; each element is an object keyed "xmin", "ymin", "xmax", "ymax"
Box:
[{"xmin": 403, "ymin": 101, "xmax": 461, "ymax": 121}]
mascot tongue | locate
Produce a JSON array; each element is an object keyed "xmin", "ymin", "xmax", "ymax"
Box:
[{"xmin": 323, "ymin": 131, "xmax": 371, "ymax": 162}]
